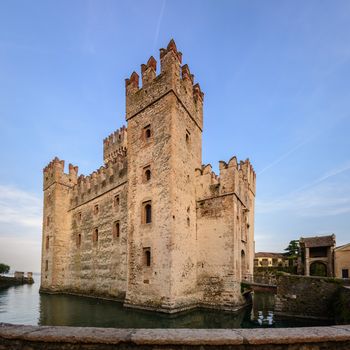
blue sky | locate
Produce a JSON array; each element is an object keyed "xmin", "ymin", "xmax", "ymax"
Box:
[{"xmin": 0, "ymin": 0, "xmax": 349, "ymax": 272}]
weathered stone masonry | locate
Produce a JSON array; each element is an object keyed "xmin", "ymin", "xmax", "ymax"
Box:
[
  {"xmin": 40, "ymin": 39, "xmax": 256, "ymax": 313},
  {"xmin": 2, "ymin": 323, "xmax": 350, "ymax": 350}
]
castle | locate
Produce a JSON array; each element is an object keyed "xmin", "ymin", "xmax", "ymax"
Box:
[{"xmin": 40, "ymin": 40, "xmax": 256, "ymax": 313}]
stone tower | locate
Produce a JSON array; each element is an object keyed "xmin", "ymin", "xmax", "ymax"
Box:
[
  {"xmin": 40, "ymin": 39, "xmax": 256, "ymax": 314},
  {"xmin": 41, "ymin": 158, "xmax": 77, "ymax": 290},
  {"xmin": 124, "ymin": 40, "xmax": 204, "ymax": 311}
]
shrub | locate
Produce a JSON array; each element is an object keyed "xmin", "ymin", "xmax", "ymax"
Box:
[{"xmin": 0, "ymin": 263, "xmax": 10, "ymax": 275}]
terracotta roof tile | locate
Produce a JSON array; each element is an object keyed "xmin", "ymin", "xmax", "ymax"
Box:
[{"xmin": 300, "ymin": 235, "xmax": 335, "ymax": 248}]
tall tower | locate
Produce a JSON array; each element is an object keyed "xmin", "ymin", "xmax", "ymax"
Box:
[
  {"xmin": 125, "ymin": 40, "xmax": 204, "ymax": 312},
  {"xmin": 40, "ymin": 158, "xmax": 77, "ymax": 291}
]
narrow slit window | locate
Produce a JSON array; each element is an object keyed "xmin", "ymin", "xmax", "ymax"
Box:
[
  {"xmin": 113, "ymin": 221, "xmax": 120, "ymax": 238},
  {"xmin": 186, "ymin": 129, "xmax": 190, "ymax": 144},
  {"xmin": 76, "ymin": 234, "xmax": 81, "ymax": 247},
  {"xmin": 46, "ymin": 236, "xmax": 49, "ymax": 250},
  {"xmin": 45, "ymin": 260, "xmax": 48, "ymax": 272},
  {"xmin": 114, "ymin": 195, "xmax": 120, "ymax": 208},
  {"xmin": 143, "ymin": 248, "xmax": 151, "ymax": 267},
  {"xmin": 94, "ymin": 204, "xmax": 99, "ymax": 215},
  {"xmin": 93, "ymin": 228, "xmax": 98, "ymax": 244}
]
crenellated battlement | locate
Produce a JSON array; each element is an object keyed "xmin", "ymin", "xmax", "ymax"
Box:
[
  {"xmin": 69, "ymin": 153, "xmax": 127, "ymax": 209},
  {"xmin": 195, "ymin": 157, "xmax": 256, "ymax": 205},
  {"xmin": 103, "ymin": 125, "xmax": 127, "ymax": 164},
  {"xmin": 125, "ymin": 39, "xmax": 203, "ymax": 130},
  {"xmin": 43, "ymin": 157, "xmax": 78, "ymax": 190}
]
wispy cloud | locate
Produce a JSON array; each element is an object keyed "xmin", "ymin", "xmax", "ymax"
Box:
[
  {"xmin": 0, "ymin": 185, "xmax": 42, "ymax": 271},
  {"xmin": 0, "ymin": 185, "xmax": 42, "ymax": 230}
]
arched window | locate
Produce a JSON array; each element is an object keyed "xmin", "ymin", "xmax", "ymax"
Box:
[
  {"xmin": 145, "ymin": 203, "xmax": 152, "ymax": 224},
  {"xmin": 143, "ymin": 248, "xmax": 151, "ymax": 267},
  {"xmin": 145, "ymin": 169, "xmax": 151, "ymax": 181},
  {"xmin": 93, "ymin": 228, "xmax": 98, "ymax": 244},
  {"xmin": 144, "ymin": 125, "xmax": 152, "ymax": 141}
]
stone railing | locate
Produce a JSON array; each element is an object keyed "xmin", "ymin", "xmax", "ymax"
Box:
[{"xmin": 1, "ymin": 323, "xmax": 350, "ymax": 349}]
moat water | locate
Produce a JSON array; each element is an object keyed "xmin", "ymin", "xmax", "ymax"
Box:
[{"xmin": 0, "ymin": 276, "xmax": 332, "ymax": 328}]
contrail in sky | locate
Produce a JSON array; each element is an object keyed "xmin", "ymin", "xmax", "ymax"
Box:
[
  {"xmin": 293, "ymin": 162, "xmax": 350, "ymax": 194},
  {"xmin": 257, "ymin": 139, "xmax": 310, "ymax": 175},
  {"xmin": 153, "ymin": 0, "xmax": 166, "ymax": 52}
]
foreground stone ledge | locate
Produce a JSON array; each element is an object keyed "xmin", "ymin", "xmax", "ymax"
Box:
[{"xmin": 1, "ymin": 323, "xmax": 350, "ymax": 349}]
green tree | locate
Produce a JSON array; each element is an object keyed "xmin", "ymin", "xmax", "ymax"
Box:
[
  {"xmin": 0, "ymin": 263, "xmax": 10, "ymax": 275},
  {"xmin": 284, "ymin": 240, "xmax": 300, "ymax": 258}
]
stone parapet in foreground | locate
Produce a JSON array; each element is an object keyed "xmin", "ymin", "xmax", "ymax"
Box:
[{"xmin": 1, "ymin": 323, "xmax": 350, "ymax": 349}]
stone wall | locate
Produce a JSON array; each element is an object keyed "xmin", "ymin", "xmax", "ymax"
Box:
[
  {"xmin": 334, "ymin": 286, "xmax": 350, "ymax": 324},
  {"xmin": 275, "ymin": 274, "xmax": 350, "ymax": 319},
  {"xmin": 0, "ymin": 276, "xmax": 34, "ymax": 289},
  {"xmin": 2, "ymin": 323, "xmax": 350, "ymax": 350}
]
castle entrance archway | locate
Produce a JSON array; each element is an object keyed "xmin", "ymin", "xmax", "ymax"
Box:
[{"xmin": 310, "ymin": 261, "xmax": 327, "ymax": 277}]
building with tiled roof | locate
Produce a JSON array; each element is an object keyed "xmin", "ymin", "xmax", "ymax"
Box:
[{"xmin": 299, "ymin": 234, "xmax": 336, "ymax": 277}]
